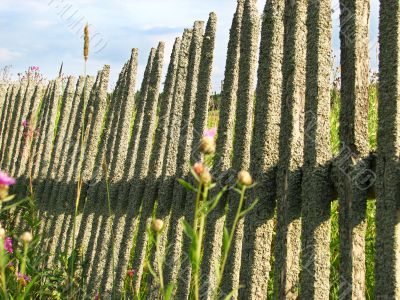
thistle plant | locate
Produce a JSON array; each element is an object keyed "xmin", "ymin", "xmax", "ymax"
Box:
[
  {"xmin": 175, "ymin": 129, "xmax": 258, "ymax": 300},
  {"xmin": 146, "ymin": 218, "xmax": 174, "ymax": 300},
  {"xmin": 213, "ymin": 170, "xmax": 257, "ymax": 299}
]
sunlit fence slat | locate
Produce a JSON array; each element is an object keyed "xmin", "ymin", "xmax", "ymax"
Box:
[
  {"xmin": 273, "ymin": 1, "xmax": 308, "ymax": 298},
  {"xmin": 375, "ymin": 0, "xmax": 400, "ymax": 298}
]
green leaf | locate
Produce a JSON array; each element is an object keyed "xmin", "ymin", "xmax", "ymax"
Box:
[
  {"xmin": 1, "ymin": 198, "xmax": 27, "ymax": 212},
  {"xmin": 209, "ymin": 186, "xmax": 227, "ymax": 212},
  {"xmin": 223, "ymin": 226, "xmax": 230, "ymax": 254},
  {"xmin": 68, "ymin": 249, "xmax": 78, "ymax": 273},
  {"xmin": 20, "ymin": 275, "xmax": 39, "ymax": 299},
  {"xmin": 189, "ymin": 168, "xmax": 200, "ymax": 182},
  {"xmin": 182, "ymin": 219, "xmax": 195, "ymax": 240},
  {"xmin": 1, "ymin": 194, "xmax": 15, "ymax": 203},
  {"xmin": 146, "ymin": 260, "xmax": 157, "ymax": 278},
  {"xmin": 164, "ymin": 283, "xmax": 174, "ymax": 300},
  {"xmin": 247, "ymin": 182, "xmax": 258, "ymax": 189},
  {"xmin": 233, "ymin": 188, "xmax": 242, "ymax": 195},
  {"xmin": 222, "ymin": 285, "xmax": 244, "ymax": 300},
  {"xmin": 239, "ymin": 198, "xmax": 259, "ymax": 218},
  {"xmin": 208, "ymin": 183, "xmax": 217, "ymax": 190},
  {"xmin": 178, "ymin": 179, "xmax": 196, "ymax": 192},
  {"xmin": 199, "ymin": 186, "xmax": 227, "ymax": 215}
]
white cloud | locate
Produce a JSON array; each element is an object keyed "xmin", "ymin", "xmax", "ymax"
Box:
[
  {"xmin": 32, "ymin": 19, "xmax": 55, "ymax": 28},
  {"xmin": 0, "ymin": 48, "xmax": 23, "ymax": 62}
]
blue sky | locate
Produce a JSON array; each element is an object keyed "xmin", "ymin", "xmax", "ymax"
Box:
[{"xmin": 0, "ymin": 0, "xmax": 379, "ymax": 91}]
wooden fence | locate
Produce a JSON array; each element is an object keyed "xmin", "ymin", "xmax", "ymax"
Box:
[{"xmin": 0, "ymin": 0, "xmax": 398, "ymax": 299}]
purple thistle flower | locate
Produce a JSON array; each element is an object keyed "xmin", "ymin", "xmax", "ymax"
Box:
[
  {"xmin": 203, "ymin": 128, "xmax": 217, "ymax": 138},
  {"xmin": 0, "ymin": 171, "xmax": 16, "ymax": 186},
  {"xmin": 4, "ymin": 237, "xmax": 12, "ymax": 254},
  {"xmin": 17, "ymin": 272, "xmax": 31, "ymax": 286},
  {"xmin": 22, "ymin": 119, "xmax": 28, "ymax": 128}
]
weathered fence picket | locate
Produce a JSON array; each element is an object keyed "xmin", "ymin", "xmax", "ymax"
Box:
[
  {"xmin": 221, "ymin": 0, "xmax": 260, "ymax": 297},
  {"xmin": 336, "ymin": 0, "xmax": 371, "ymax": 299},
  {"xmin": 43, "ymin": 76, "xmax": 93, "ymax": 256},
  {"xmin": 300, "ymin": 0, "xmax": 332, "ymax": 299},
  {"xmin": 151, "ymin": 28, "xmax": 192, "ymax": 295},
  {"xmin": 238, "ymin": 0, "xmax": 284, "ymax": 298},
  {"xmin": 273, "ymin": 0, "xmax": 307, "ymax": 298},
  {"xmin": 200, "ymin": 2, "xmax": 243, "ymax": 298},
  {"xmin": 375, "ymin": 1, "xmax": 400, "ymax": 299}
]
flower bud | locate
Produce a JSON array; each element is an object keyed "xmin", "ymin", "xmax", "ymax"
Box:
[
  {"xmin": 193, "ymin": 162, "xmax": 205, "ymax": 177},
  {"xmin": 0, "ymin": 228, "xmax": 5, "ymax": 239},
  {"xmin": 0, "ymin": 184, "xmax": 9, "ymax": 200},
  {"xmin": 152, "ymin": 219, "xmax": 164, "ymax": 233},
  {"xmin": 199, "ymin": 136, "xmax": 216, "ymax": 154},
  {"xmin": 20, "ymin": 232, "xmax": 33, "ymax": 243},
  {"xmin": 200, "ymin": 169, "xmax": 212, "ymax": 186},
  {"xmin": 127, "ymin": 269, "xmax": 135, "ymax": 278},
  {"xmin": 238, "ymin": 171, "xmax": 253, "ymax": 187}
]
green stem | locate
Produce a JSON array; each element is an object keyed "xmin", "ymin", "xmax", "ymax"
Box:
[
  {"xmin": 20, "ymin": 242, "xmax": 28, "ymax": 276},
  {"xmin": 70, "ymin": 78, "xmax": 88, "ymax": 294},
  {"xmin": 0, "ymin": 267, "xmax": 7, "ymax": 300},
  {"xmin": 214, "ymin": 186, "xmax": 246, "ymax": 299},
  {"xmin": 0, "ymin": 238, "xmax": 8, "ymax": 300},
  {"xmin": 193, "ymin": 182, "xmax": 203, "ymax": 233},
  {"xmin": 193, "ymin": 181, "xmax": 203, "ymax": 300},
  {"xmin": 194, "ymin": 184, "xmax": 209, "ymax": 300},
  {"xmin": 156, "ymin": 233, "xmax": 165, "ymax": 295}
]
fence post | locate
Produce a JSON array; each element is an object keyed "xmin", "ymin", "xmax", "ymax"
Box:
[
  {"xmin": 148, "ymin": 28, "xmax": 192, "ymax": 295},
  {"xmin": 0, "ymin": 85, "xmax": 17, "ymax": 161},
  {"xmin": 44, "ymin": 76, "xmax": 94, "ymax": 256},
  {"xmin": 9, "ymin": 81, "xmax": 37, "ymax": 176},
  {"xmin": 335, "ymin": 0, "xmax": 371, "ymax": 298},
  {"xmin": 13, "ymin": 84, "xmax": 44, "ymax": 184},
  {"xmin": 118, "ymin": 38, "xmax": 181, "ymax": 296},
  {"xmin": 163, "ymin": 20, "xmax": 204, "ymax": 295},
  {"xmin": 1, "ymin": 82, "xmax": 29, "ymax": 171},
  {"xmin": 109, "ymin": 42, "xmax": 164, "ymax": 294},
  {"xmin": 89, "ymin": 49, "xmax": 139, "ymax": 295},
  {"xmin": 221, "ymin": 0, "xmax": 260, "ymax": 297},
  {"xmin": 200, "ymin": 2, "xmax": 244, "ymax": 299},
  {"xmin": 273, "ymin": 0, "xmax": 308, "ymax": 298},
  {"xmin": 36, "ymin": 77, "xmax": 76, "ymax": 202},
  {"xmin": 239, "ymin": 0, "xmax": 285, "ymax": 298},
  {"xmin": 375, "ymin": 0, "xmax": 400, "ymax": 298},
  {"xmin": 300, "ymin": 0, "xmax": 332, "ymax": 298}
]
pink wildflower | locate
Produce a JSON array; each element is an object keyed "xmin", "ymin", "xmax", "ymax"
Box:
[
  {"xmin": 17, "ymin": 272, "xmax": 31, "ymax": 286},
  {"xmin": 4, "ymin": 237, "xmax": 12, "ymax": 253},
  {"xmin": 203, "ymin": 128, "xmax": 217, "ymax": 138},
  {"xmin": 94, "ymin": 292, "xmax": 100, "ymax": 300},
  {"xmin": 0, "ymin": 171, "xmax": 16, "ymax": 186},
  {"xmin": 200, "ymin": 128, "xmax": 217, "ymax": 154},
  {"xmin": 22, "ymin": 119, "xmax": 28, "ymax": 128}
]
